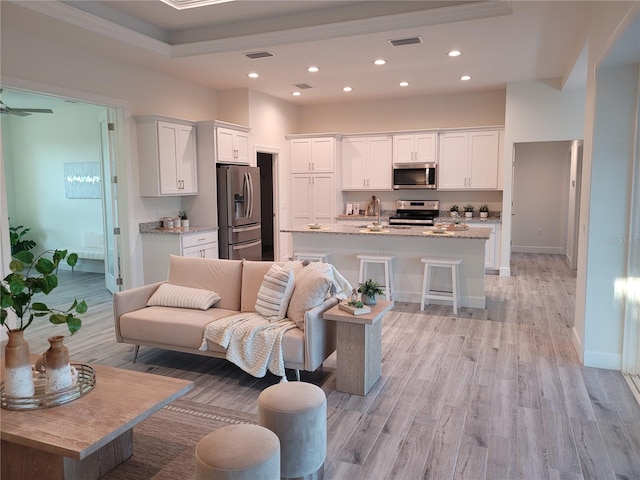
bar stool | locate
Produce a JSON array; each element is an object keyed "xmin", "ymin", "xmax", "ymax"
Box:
[
  {"xmin": 294, "ymin": 252, "xmax": 331, "ymax": 263},
  {"xmin": 420, "ymin": 257, "xmax": 462, "ymax": 314},
  {"xmin": 357, "ymin": 254, "xmax": 395, "ymax": 301}
]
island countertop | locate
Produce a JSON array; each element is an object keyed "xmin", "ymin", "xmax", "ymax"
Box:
[{"xmin": 281, "ymin": 224, "xmax": 491, "ymax": 240}]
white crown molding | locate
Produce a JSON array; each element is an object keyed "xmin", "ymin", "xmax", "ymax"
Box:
[
  {"xmin": 171, "ymin": 1, "xmax": 513, "ymax": 57},
  {"xmin": 14, "ymin": 0, "xmax": 171, "ymax": 57},
  {"xmin": 13, "ymin": 0, "xmax": 512, "ymax": 59}
]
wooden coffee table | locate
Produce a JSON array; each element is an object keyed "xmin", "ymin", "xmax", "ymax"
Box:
[
  {"xmin": 1, "ymin": 359, "xmax": 193, "ymax": 480},
  {"xmin": 323, "ymin": 300, "xmax": 393, "ymax": 396}
]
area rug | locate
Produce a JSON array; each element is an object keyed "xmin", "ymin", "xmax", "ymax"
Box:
[{"xmin": 102, "ymin": 399, "xmax": 257, "ymax": 479}]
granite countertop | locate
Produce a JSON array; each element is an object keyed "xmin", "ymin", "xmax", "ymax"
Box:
[
  {"xmin": 336, "ymin": 214, "xmax": 501, "ymax": 224},
  {"xmin": 139, "ymin": 221, "xmax": 217, "ymax": 235},
  {"xmin": 281, "ymin": 224, "xmax": 491, "ymax": 239}
]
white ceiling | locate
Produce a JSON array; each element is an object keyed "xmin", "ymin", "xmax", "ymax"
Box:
[{"xmin": 1, "ymin": 1, "xmax": 599, "ymax": 107}]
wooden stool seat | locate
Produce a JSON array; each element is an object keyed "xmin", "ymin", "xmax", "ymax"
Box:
[
  {"xmin": 420, "ymin": 257, "xmax": 462, "ymax": 314},
  {"xmin": 357, "ymin": 254, "xmax": 395, "ymax": 301}
]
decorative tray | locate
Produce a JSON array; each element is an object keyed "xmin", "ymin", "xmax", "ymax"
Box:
[
  {"xmin": 447, "ymin": 224, "xmax": 468, "ymax": 231},
  {"xmin": 0, "ymin": 363, "xmax": 96, "ymax": 410}
]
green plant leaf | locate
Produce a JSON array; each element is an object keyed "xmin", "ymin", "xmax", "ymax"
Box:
[
  {"xmin": 35, "ymin": 257, "xmax": 55, "ymax": 275},
  {"xmin": 41, "ymin": 274, "xmax": 58, "ymax": 294},
  {"xmin": 67, "ymin": 317, "xmax": 82, "ymax": 335},
  {"xmin": 32, "ymin": 302, "xmax": 49, "ymax": 311},
  {"xmin": 49, "ymin": 314, "xmax": 68, "ymax": 325},
  {"xmin": 67, "ymin": 253, "xmax": 78, "ymax": 267},
  {"xmin": 13, "ymin": 250, "xmax": 34, "ymax": 264},
  {"xmin": 75, "ymin": 300, "xmax": 88, "ymax": 314}
]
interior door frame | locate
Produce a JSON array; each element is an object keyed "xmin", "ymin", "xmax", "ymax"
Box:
[
  {"xmin": 0, "ymin": 76, "xmax": 134, "ymax": 288},
  {"xmin": 254, "ymin": 144, "xmax": 280, "ymax": 262}
]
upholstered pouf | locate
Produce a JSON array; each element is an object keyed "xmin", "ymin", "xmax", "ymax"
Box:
[
  {"xmin": 195, "ymin": 424, "xmax": 280, "ymax": 480},
  {"xmin": 258, "ymin": 382, "xmax": 327, "ymax": 480}
]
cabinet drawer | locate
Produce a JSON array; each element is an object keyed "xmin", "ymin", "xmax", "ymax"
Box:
[{"xmin": 181, "ymin": 231, "xmax": 217, "ymax": 249}]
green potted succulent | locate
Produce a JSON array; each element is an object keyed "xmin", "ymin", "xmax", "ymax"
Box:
[
  {"xmin": 358, "ymin": 279, "xmax": 385, "ymax": 305},
  {"xmin": 464, "ymin": 204, "xmax": 474, "ymax": 218},
  {"xmin": 449, "ymin": 205, "xmax": 459, "ymax": 214},
  {"xmin": 1, "ymin": 249, "xmax": 88, "ymax": 398},
  {"xmin": 479, "ymin": 204, "xmax": 489, "ymax": 218}
]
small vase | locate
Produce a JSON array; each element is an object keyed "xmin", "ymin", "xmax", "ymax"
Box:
[
  {"xmin": 4, "ymin": 330, "xmax": 35, "ymax": 398},
  {"xmin": 181, "ymin": 219, "xmax": 189, "ymax": 228},
  {"xmin": 42, "ymin": 335, "xmax": 74, "ymax": 393},
  {"xmin": 361, "ymin": 294, "xmax": 377, "ymax": 306}
]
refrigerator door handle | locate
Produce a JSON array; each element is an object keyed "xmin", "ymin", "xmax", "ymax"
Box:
[
  {"xmin": 243, "ymin": 172, "xmax": 250, "ymax": 219},
  {"xmin": 247, "ymin": 171, "xmax": 254, "ymax": 219},
  {"xmin": 232, "ymin": 239, "xmax": 261, "ymax": 250}
]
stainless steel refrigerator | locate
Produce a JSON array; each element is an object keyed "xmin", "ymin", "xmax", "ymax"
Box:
[{"xmin": 217, "ymin": 165, "xmax": 262, "ymax": 260}]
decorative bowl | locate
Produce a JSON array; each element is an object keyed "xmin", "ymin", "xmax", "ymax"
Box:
[
  {"xmin": 308, "ymin": 223, "xmax": 322, "ymax": 229},
  {"xmin": 367, "ymin": 224, "xmax": 384, "ymax": 231}
]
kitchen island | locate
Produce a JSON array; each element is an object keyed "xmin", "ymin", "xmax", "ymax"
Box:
[{"xmin": 281, "ymin": 224, "xmax": 492, "ymax": 308}]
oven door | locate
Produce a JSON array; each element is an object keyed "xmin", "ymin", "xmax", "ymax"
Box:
[{"xmin": 392, "ymin": 163, "xmax": 437, "ymax": 189}]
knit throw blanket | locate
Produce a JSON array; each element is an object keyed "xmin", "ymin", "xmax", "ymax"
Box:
[{"xmin": 200, "ymin": 312, "xmax": 297, "ymax": 378}]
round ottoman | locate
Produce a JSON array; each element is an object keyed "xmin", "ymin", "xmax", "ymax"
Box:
[
  {"xmin": 195, "ymin": 424, "xmax": 280, "ymax": 480},
  {"xmin": 258, "ymin": 382, "xmax": 327, "ymax": 480}
]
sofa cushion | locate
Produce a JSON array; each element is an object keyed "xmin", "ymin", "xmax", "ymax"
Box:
[
  {"xmin": 168, "ymin": 255, "xmax": 243, "ymax": 311},
  {"xmin": 119, "ymin": 306, "xmax": 238, "ymax": 349},
  {"xmin": 287, "ymin": 263, "xmax": 334, "ymax": 331},
  {"xmin": 255, "ymin": 264, "xmax": 295, "ymax": 321},
  {"xmin": 240, "ymin": 260, "xmax": 275, "ymax": 312},
  {"xmin": 147, "ymin": 283, "xmax": 221, "ymax": 310}
]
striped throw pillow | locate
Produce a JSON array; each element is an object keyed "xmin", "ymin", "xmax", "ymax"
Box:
[
  {"xmin": 255, "ymin": 264, "xmax": 295, "ymax": 321},
  {"xmin": 147, "ymin": 283, "xmax": 221, "ymax": 310}
]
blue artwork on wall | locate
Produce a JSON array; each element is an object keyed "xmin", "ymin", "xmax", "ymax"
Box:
[{"xmin": 64, "ymin": 162, "xmax": 102, "ymax": 199}]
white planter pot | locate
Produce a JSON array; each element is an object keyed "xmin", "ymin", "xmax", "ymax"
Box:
[
  {"xmin": 480, "ymin": 212, "xmax": 488, "ymax": 218},
  {"xmin": 181, "ymin": 219, "xmax": 190, "ymax": 227},
  {"xmin": 465, "ymin": 212, "xmax": 473, "ymax": 218}
]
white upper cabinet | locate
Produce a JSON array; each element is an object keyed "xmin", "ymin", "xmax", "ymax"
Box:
[
  {"xmin": 216, "ymin": 124, "xmax": 250, "ymax": 165},
  {"xmin": 393, "ymin": 133, "xmax": 437, "ymax": 164},
  {"xmin": 136, "ymin": 116, "xmax": 197, "ymax": 197},
  {"xmin": 289, "ymin": 136, "xmax": 337, "ymax": 173},
  {"xmin": 290, "ymin": 173, "xmax": 334, "ymax": 226},
  {"xmin": 342, "ymin": 136, "xmax": 392, "ymax": 190},
  {"xmin": 438, "ymin": 130, "xmax": 501, "ymax": 190}
]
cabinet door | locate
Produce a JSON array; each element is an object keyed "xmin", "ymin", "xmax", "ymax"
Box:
[
  {"xmin": 469, "ymin": 131, "xmax": 499, "ymax": 189},
  {"xmin": 341, "ymin": 137, "xmax": 367, "ymax": 189},
  {"xmin": 438, "ymin": 133, "xmax": 468, "ymax": 190},
  {"xmin": 233, "ymin": 130, "xmax": 250, "ymax": 165},
  {"xmin": 311, "ymin": 174, "xmax": 335, "ymax": 223},
  {"xmin": 290, "ymin": 139, "xmax": 312, "ymax": 173},
  {"xmin": 484, "ymin": 224, "xmax": 496, "ymax": 269},
  {"xmin": 176, "ymin": 125, "xmax": 197, "ymax": 194},
  {"xmin": 216, "ymin": 127, "xmax": 236, "ymax": 164},
  {"xmin": 393, "ymin": 135, "xmax": 415, "ymax": 163},
  {"xmin": 367, "ymin": 136, "xmax": 392, "ymax": 189},
  {"xmin": 157, "ymin": 122, "xmax": 180, "ymax": 195},
  {"xmin": 183, "ymin": 243, "xmax": 218, "ymax": 259},
  {"xmin": 310, "ymin": 137, "xmax": 335, "ymax": 172},
  {"xmin": 415, "ymin": 133, "xmax": 437, "ymax": 163},
  {"xmin": 290, "ymin": 174, "xmax": 313, "ymax": 226}
]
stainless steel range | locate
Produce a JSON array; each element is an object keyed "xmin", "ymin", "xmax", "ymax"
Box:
[{"xmin": 388, "ymin": 200, "xmax": 440, "ymax": 226}]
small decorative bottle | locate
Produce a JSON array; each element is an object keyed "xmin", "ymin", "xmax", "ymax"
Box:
[
  {"xmin": 4, "ymin": 330, "xmax": 35, "ymax": 398},
  {"xmin": 43, "ymin": 335, "xmax": 74, "ymax": 393}
]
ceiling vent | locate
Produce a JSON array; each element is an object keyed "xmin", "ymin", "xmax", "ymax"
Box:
[
  {"xmin": 293, "ymin": 83, "xmax": 312, "ymax": 89},
  {"xmin": 245, "ymin": 51, "xmax": 274, "ymax": 59},
  {"xmin": 389, "ymin": 36, "xmax": 422, "ymax": 47}
]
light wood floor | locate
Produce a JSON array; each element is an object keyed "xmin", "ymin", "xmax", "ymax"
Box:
[{"xmin": 20, "ymin": 254, "xmax": 640, "ymax": 480}]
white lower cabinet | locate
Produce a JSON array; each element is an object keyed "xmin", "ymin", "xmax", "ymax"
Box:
[
  {"xmin": 484, "ymin": 223, "xmax": 502, "ymax": 272},
  {"xmin": 291, "ymin": 174, "xmax": 334, "ymax": 226},
  {"xmin": 142, "ymin": 230, "xmax": 218, "ymax": 283}
]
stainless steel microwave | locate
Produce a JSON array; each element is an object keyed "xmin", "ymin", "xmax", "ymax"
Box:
[{"xmin": 392, "ymin": 162, "xmax": 437, "ymax": 189}]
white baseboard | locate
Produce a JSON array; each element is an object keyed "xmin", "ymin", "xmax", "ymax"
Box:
[
  {"xmin": 499, "ymin": 266, "xmax": 511, "ymax": 276},
  {"xmin": 584, "ymin": 350, "xmax": 622, "ymax": 370},
  {"xmin": 572, "ymin": 327, "xmax": 584, "ymax": 364},
  {"xmin": 511, "ymin": 246, "xmax": 564, "ymax": 254}
]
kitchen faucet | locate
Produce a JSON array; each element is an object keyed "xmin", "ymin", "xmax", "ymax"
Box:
[{"xmin": 375, "ymin": 197, "xmax": 381, "ymax": 226}]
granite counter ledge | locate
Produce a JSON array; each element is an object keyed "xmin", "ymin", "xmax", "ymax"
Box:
[
  {"xmin": 281, "ymin": 224, "xmax": 491, "ymax": 240},
  {"xmin": 139, "ymin": 221, "xmax": 218, "ymax": 235}
]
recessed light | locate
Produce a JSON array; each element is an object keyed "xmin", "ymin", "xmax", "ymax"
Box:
[
  {"xmin": 448, "ymin": 50, "xmax": 462, "ymax": 57},
  {"xmin": 460, "ymin": 75, "xmax": 471, "ymax": 81},
  {"xmin": 399, "ymin": 81, "xmax": 409, "ymax": 87},
  {"xmin": 374, "ymin": 59, "xmax": 386, "ymax": 66},
  {"xmin": 248, "ymin": 72, "xmax": 259, "ymax": 78},
  {"xmin": 343, "ymin": 86, "xmax": 353, "ymax": 92},
  {"xmin": 292, "ymin": 91, "xmax": 301, "ymax": 96},
  {"xmin": 307, "ymin": 66, "xmax": 319, "ymax": 73}
]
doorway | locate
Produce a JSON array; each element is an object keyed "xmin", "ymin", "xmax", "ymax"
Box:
[
  {"xmin": 1, "ymin": 88, "xmax": 121, "ymax": 293},
  {"xmin": 257, "ymin": 152, "xmax": 275, "ymax": 261}
]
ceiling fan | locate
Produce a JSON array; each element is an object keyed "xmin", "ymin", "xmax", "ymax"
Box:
[{"xmin": 0, "ymin": 89, "xmax": 53, "ymax": 116}]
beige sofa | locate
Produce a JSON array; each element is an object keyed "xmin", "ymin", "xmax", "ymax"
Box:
[{"xmin": 113, "ymin": 255, "xmax": 345, "ymax": 378}]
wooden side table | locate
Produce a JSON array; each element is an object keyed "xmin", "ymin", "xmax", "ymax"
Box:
[{"xmin": 323, "ymin": 300, "xmax": 393, "ymax": 396}]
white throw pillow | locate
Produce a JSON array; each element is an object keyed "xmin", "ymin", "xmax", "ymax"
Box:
[
  {"xmin": 255, "ymin": 264, "xmax": 295, "ymax": 321},
  {"xmin": 147, "ymin": 283, "xmax": 221, "ymax": 310},
  {"xmin": 286, "ymin": 263, "xmax": 334, "ymax": 331}
]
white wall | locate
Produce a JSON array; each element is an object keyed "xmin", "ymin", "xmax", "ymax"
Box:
[
  {"xmin": 2, "ymin": 105, "xmax": 105, "ymax": 261},
  {"xmin": 511, "ymin": 142, "xmax": 572, "ymax": 254},
  {"xmin": 298, "ymin": 89, "xmax": 506, "ymax": 133}
]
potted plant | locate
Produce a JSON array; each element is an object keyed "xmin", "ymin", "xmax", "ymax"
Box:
[
  {"xmin": 449, "ymin": 205, "xmax": 459, "ymax": 214},
  {"xmin": 178, "ymin": 210, "xmax": 189, "ymax": 228},
  {"xmin": 479, "ymin": 204, "xmax": 489, "ymax": 218},
  {"xmin": 358, "ymin": 279, "xmax": 385, "ymax": 305},
  {"xmin": 464, "ymin": 204, "xmax": 474, "ymax": 218},
  {"xmin": 10, "ymin": 225, "xmax": 37, "ymax": 255},
  {"xmin": 1, "ymin": 249, "xmax": 88, "ymax": 398}
]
